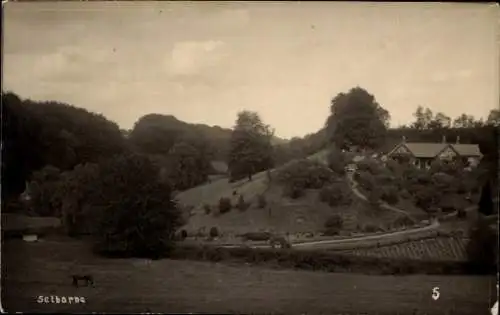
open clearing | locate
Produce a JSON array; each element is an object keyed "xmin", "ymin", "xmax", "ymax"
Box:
[{"xmin": 2, "ymin": 239, "xmax": 496, "ymax": 314}]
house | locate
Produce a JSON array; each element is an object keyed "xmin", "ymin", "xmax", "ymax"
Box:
[
  {"xmin": 22, "ymin": 234, "xmax": 38, "ymax": 242},
  {"xmin": 2, "ymin": 213, "xmax": 61, "ymax": 241},
  {"xmin": 384, "ymin": 136, "xmax": 482, "ymax": 169}
]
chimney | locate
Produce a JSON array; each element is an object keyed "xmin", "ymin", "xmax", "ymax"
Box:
[
  {"xmin": 442, "ymin": 135, "xmax": 446, "ymax": 143},
  {"xmin": 456, "ymin": 136, "xmax": 460, "ymax": 144},
  {"xmin": 402, "ymin": 136, "xmax": 406, "ymax": 143}
]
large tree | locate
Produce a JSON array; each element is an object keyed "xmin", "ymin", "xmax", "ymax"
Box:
[
  {"xmin": 57, "ymin": 163, "xmax": 102, "ymax": 236},
  {"xmin": 228, "ymin": 111, "xmax": 274, "ymax": 181},
  {"xmin": 1, "ymin": 91, "xmax": 128, "ymax": 202},
  {"xmin": 165, "ymin": 141, "xmax": 211, "ymax": 191},
  {"xmin": 325, "ymin": 87, "xmax": 389, "ymax": 150},
  {"xmin": 25, "ymin": 165, "xmax": 63, "ymax": 217},
  {"xmin": 128, "ymin": 114, "xmax": 185, "ymax": 156},
  {"xmin": 90, "ymin": 153, "xmax": 184, "ymax": 258},
  {"xmin": 1, "ymin": 92, "xmax": 45, "ymax": 200},
  {"xmin": 428, "ymin": 112, "xmax": 451, "ymax": 129},
  {"xmin": 411, "ymin": 106, "xmax": 437, "ymax": 130},
  {"xmin": 453, "ymin": 113, "xmax": 478, "ymax": 128},
  {"xmin": 486, "ymin": 109, "xmax": 500, "ymax": 127}
]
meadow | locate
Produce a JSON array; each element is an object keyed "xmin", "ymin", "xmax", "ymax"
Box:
[{"xmin": 2, "ymin": 238, "xmax": 497, "ymax": 315}]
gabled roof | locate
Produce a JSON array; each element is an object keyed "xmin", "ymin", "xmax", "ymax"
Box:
[
  {"xmin": 450, "ymin": 144, "xmax": 482, "ymax": 157},
  {"xmin": 404, "ymin": 143, "xmax": 448, "ymax": 158},
  {"xmin": 387, "ymin": 142, "xmax": 482, "ymax": 159}
]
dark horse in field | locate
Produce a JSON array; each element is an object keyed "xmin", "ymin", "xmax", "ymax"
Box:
[{"xmin": 71, "ymin": 274, "xmax": 94, "ymax": 287}]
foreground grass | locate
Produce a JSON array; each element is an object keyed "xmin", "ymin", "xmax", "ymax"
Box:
[{"xmin": 2, "ymin": 239, "xmax": 496, "ymax": 314}]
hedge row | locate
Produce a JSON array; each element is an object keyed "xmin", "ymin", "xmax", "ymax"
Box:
[{"xmin": 169, "ymin": 244, "xmax": 496, "ymax": 276}]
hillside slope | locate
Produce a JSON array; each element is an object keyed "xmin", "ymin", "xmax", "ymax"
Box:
[{"xmin": 176, "ymin": 149, "xmax": 411, "ymax": 238}]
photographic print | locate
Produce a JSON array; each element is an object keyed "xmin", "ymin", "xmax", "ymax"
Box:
[{"xmin": 1, "ymin": 1, "xmax": 499, "ymax": 314}]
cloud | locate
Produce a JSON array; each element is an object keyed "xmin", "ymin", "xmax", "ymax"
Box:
[
  {"xmin": 32, "ymin": 46, "xmax": 115, "ymax": 82},
  {"xmin": 167, "ymin": 40, "xmax": 227, "ymax": 76}
]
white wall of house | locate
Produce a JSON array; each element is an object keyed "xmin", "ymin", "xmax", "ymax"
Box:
[{"xmin": 22, "ymin": 234, "xmax": 38, "ymax": 242}]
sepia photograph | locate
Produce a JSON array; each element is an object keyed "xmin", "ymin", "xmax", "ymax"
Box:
[{"xmin": 1, "ymin": 1, "xmax": 499, "ymax": 314}]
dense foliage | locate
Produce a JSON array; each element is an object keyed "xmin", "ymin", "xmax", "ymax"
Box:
[
  {"xmin": 466, "ymin": 218, "xmax": 497, "ymax": 269},
  {"xmin": 2, "ymin": 92, "xmax": 128, "ymax": 202},
  {"xmin": 90, "ymin": 153, "xmax": 184, "ymax": 258},
  {"xmin": 319, "ymin": 181, "xmax": 352, "ymax": 207},
  {"xmin": 276, "ymin": 159, "xmax": 336, "ymax": 198},
  {"xmin": 228, "ymin": 111, "xmax": 274, "ymax": 181},
  {"xmin": 325, "ymin": 87, "xmax": 389, "ymax": 150}
]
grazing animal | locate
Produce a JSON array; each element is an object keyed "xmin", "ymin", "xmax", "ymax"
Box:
[{"xmin": 71, "ymin": 274, "xmax": 94, "ymax": 287}]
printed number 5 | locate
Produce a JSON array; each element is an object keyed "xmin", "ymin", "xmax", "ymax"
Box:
[{"xmin": 432, "ymin": 287, "xmax": 440, "ymax": 300}]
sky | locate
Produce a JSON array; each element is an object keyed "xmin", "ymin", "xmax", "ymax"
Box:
[{"xmin": 3, "ymin": 2, "xmax": 499, "ymax": 139}]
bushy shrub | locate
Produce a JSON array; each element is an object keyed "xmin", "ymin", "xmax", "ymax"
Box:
[
  {"xmin": 203, "ymin": 203, "xmax": 211, "ymax": 215},
  {"xmin": 431, "ymin": 172, "xmax": 457, "ymax": 194},
  {"xmin": 412, "ymin": 185, "xmax": 439, "ymax": 213},
  {"xmin": 431, "ymin": 159, "xmax": 465, "ymax": 176},
  {"xmin": 356, "ymin": 171, "xmax": 375, "ymax": 191},
  {"xmin": 241, "ymin": 231, "xmax": 272, "ymax": 241},
  {"xmin": 209, "ymin": 226, "xmax": 219, "ymax": 238},
  {"xmin": 380, "ymin": 185, "xmax": 399, "ymax": 205},
  {"xmin": 400, "ymin": 189, "xmax": 411, "ymax": 199},
  {"xmin": 391, "ymin": 216, "xmax": 414, "ymax": 228},
  {"xmin": 283, "ymin": 183, "xmax": 304, "ymax": 199},
  {"xmin": 218, "ymin": 197, "xmax": 232, "ymax": 214},
  {"xmin": 374, "ymin": 172, "xmax": 395, "ymax": 185},
  {"xmin": 257, "ymin": 194, "xmax": 267, "ymax": 208},
  {"xmin": 356, "ymin": 158, "xmax": 381, "ymax": 174},
  {"xmin": 276, "ymin": 159, "xmax": 336, "ymax": 197},
  {"xmin": 327, "ymin": 146, "xmax": 348, "ymax": 175},
  {"xmin": 439, "ymin": 194, "xmax": 462, "ymax": 213},
  {"xmin": 362, "ymin": 224, "xmax": 378, "ymax": 233},
  {"xmin": 325, "ymin": 214, "xmax": 343, "ymax": 229},
  {"xmin": 319, "ymin": 182, "xmax": 352, "ymax": 207},
  {"xmin": 323, "ymin": 228, "xmax": 339, "ymax": 236},
  {"xmin": 385, "ymin": 159, "xmax": 403, "ymax": 175},
  {"xmin": 237, "ymin": 195, "xmax": 250, "ymax": 211}
]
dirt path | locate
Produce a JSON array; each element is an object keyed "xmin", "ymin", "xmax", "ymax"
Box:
[{"xmin": 346, "ymin": 171, "xmax": 418, "ymax": 221}]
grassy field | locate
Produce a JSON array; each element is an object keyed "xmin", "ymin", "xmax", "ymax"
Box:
[
  {"xmin": 180, "ymin": 180, "xmax": 414, "ymax": 243},
  {"xmin": 2, "ymin": 238, "xmax": 497, "ymax": 314}
]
